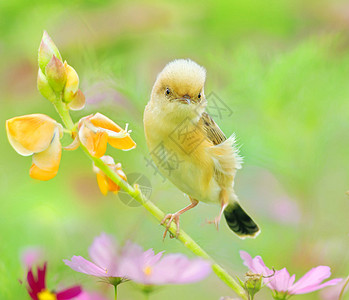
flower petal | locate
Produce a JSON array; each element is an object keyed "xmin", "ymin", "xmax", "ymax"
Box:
[
  {"xmin": 6, "ymin": 114, "xmax": 57, "ymax": 155},
  {"xmin": 240, "ymin": 251, "xmax": 273, "ymax": 277},
  {"xmin": 101, "ymin": 155, "xmax": 116, "ymax": 165},
  {"xmin": 154, "ymin": 254, "xmax": 211, "ymax": 284},
  {"xmin": 108, "ymin": 135, "xmax": 136, "ymax": 151},
  {"xmin": 88, "ymin": 113, "xmax": 136, "ymax": 151},
  {"xmin": 32, "ymin": 128, "xmax": 62, "ymax": 171},
  {"xmin": 63, "ymin": 256, "xmax": 108, "ymax": 277},
  {"xmin": 240, "ymin": 251, "xmax": 254, "ymax": 269},
  {"xmin": 90, "ymin": 129, "xmax": 108, "ymax": 158},
  {"xmin": 37, "ymin": 262, "xmax": 47, "ymax": 291},
  {"xmin": 289, "ymin": 266, "xmax": 342, "ymax": 295},
  {"xmin": 56, "ymin": 286, "xmax": 82, "ymax": 300},
  {"xmin": 116, "ymin": 166, "xmax": 127, "ymax": 181},
  {"xmin": 96, "ymin": 172, "xmax": 109, "ymax": 196},
  {"xmin": 26, "ymin": 269, "xmax": 38, "ymax": 295},
  {"xmin": 117, "ymin": 242, "xmax": 152, "ymax": 283},
  {"xmin": 88, "ymin": 233, "xmax": 119, "ymax": 276},
  {"xmin": 29, "ymin": 128, "xmax": 61, "ymax": 180},
  {"xmin": 64, "ymin": 132, "xmax": 80, "ymax": 151},
  {"xmin": 268, "ymin": 268, "xmax": 292, "ymax": 292},
  {"xmin": 109, "ymin": 165, "xmax": 125, "ymax": 193},
  {"xmin": 89, "ymin": 113, "xmax": 123, "ymax": 133},
  {"xmin": 93, "ymin": 157, "xmax": 124, "ymax": 195},
  {"xmin": 291, "ymin": 278, "xmax": 343, "ymax": 295},
  {"xmin": 68, "ymin": 89, "xmax": 85, "ymax": 111},
  {"xmin": 289, "ymin": 266, "xmax": 330, "ymax": 293},
  {"xmin": 320, "ymin": 277, "xmax": 346, "ymax": 300},
  {"xmin": 63, "ymin": 62, "xmax": 79, "ymax": 103},
  {"xmin": 108, "ymin": 177, "xmax": 121, "ymax": 194},
  {"xmin": 179, "ymin": 258, "xmax": 211, "ymax": 283},
  {"xmin": 20, "ymin": 246, "xmax": 44, "ymax": 269},
  {"xmin": 26, "ymin": 263, "xmax": 47, "ymax": 297},
  {"xmin": 75, "ymin": 291, "xmax": 108, "ymax": 300},
  {"xmin": 79, "ymin": 123, "xmax": 108, "ymax": 157},
  {"xmin": 29, "ymin": 163, "xmax": 58, "ymax": 181},
  {"xmin": 142, "ymin": 248, "xmax": 163, "ymax": 266}
]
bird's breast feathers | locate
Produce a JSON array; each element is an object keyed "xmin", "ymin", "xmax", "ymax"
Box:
[{"xmin": 144, "ymin": 103, "xmax": 240, "ymax": 203}]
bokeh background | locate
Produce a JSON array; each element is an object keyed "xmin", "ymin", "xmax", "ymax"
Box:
[{"xmin": 1, "ymin": 0, "xmax": 349, "ymax": 299}]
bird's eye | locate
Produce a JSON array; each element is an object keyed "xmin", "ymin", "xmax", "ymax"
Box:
[
  {"xmin": 198, "ymin": 93, "xmax": 201, "ymax": 99},
  {"xmin": 165, "ymin": 88, "xmax": 170, "ymax": 96}
]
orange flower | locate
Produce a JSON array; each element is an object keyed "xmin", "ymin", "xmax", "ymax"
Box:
[
  {"xmin": 93, "ymin": 156, "xmax": 127, "ymax": 195},
  {"xmin": 6, "ymin": 114, "xmax": 63, "ymax": 181},
  {"xmin": 78, "ymin": 113, "xmax": 136, "ymax": 158}
]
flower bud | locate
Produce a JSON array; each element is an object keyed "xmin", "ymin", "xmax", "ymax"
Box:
[
  {"xmin": 38, "ymin": 31, "xmax": 62, "ymax": 74},
  {"xmin": 244, "ymin": 272, "xmax": 263, "ymax": 299},
  {"xmin": 37, "ymin": 69, "xmax": 56, "ymax": 102},
  {"xmin": 63, "ymin": 61, "xmax": 79, "ymax": 103},
  {"xmin": 45, "ymin": 55, "xmax": 66, "ymax": 92},
  {"xmin": 68, "ymin": 89, "xmax": 85, "ymax": 111}
]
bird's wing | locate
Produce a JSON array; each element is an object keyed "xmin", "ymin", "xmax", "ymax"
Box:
[
  {"xmin": 200, "ymin": 112, "xmax": 242, "ymax": 188},
  {"xmin": 200, "ymin": 112, "xmax": 227, "ymax": 145}
]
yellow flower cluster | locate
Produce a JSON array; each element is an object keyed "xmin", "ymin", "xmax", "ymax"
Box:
[{"xmin": 5, "ymin": 31, "xmax": 136, "ymax": 196}]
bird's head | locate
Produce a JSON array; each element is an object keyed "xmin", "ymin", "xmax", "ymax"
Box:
[{"xmin": 151, "ymin": 59, "xmax": 207, "ymax": 119}]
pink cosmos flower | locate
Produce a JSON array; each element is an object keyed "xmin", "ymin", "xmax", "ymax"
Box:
[
  {"xmin": 240, "ymin": 251, "xmax": 342, "ymax": 299},
  {"xmin": 64, "ymin": 233, "xmax": 211, "ymax": 286},
  {"xmin": 64, "ymin": 233, "xmax": 124, "ymax": 280},
  {"xmin": 26, "ymin": 262, "xmax": 82, "ymax": 300},
  {"xmin": 118, "ymin": 241, "xmax": 212, "ymax": 285}
]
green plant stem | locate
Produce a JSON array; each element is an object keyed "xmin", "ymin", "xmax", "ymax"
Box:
[
  {"xmin": 54, "ymin": 99, "xmax": 75, "ymax": 129},
  {"xmin": 53, "ymin": 102, "xmax": 248, "ymax": 300},
  {"xmin": 114, "ymin": 285, "xmax": 118, "ymax": 300},
  {"xmin": 339, "ymin": 276, "xmax": 349, "ymax": 300}
]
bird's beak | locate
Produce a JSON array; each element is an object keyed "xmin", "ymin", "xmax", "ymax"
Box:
[{"xmin": 175, "ymin": 94, "xmax": 192, "ymax": 105}]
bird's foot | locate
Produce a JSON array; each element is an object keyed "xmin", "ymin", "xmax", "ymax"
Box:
[
  {"xmin": 206, "ymin": 197, "xmax": 228, "ymax": 231},
  {"xmin": 160, "ymin": 213, "xmax": 180, "ymax": 240},
  {"xmin": 206, "ymin": 215, "xmax": 222, "ymax": 231}
]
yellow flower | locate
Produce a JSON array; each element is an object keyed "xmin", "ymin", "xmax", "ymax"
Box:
[
  {"xmin": 78, "ymin": 113, "xmax": 136, "ymax": 158},
  {"xmin": 6, "ymin": 114, "xmax": 63, "ymax": 181},
  {"xmin": 93, "ymin": 156, "xmax": 127, "ymax": 195}
]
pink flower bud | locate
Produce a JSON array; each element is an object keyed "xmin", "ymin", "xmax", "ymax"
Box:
[
  {"xmin": 37, "ymin": 69, "xmax": 56, "ymax": 102},
  {"xmin": 45, "ymin": 55, "xmax": 66, "ymax": 92},
  {"xmin": 63, "ymin": 61, "xmax": 79, "ymax": 103},
  {"xmin": 38, "ymin": 31, "xmax": 62, "ymax": 74}
]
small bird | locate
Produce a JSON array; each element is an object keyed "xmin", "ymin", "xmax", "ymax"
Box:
[{"xmin": 144, "ymin": 59, "xmax": 260, "ymax": 239}]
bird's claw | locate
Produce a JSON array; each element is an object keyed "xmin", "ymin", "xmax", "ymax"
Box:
[
  {"xmin": 206, "ymin": 216, "xmax": 220, "ymax": 231},
  {"xmin": 160, "ymin": 213, "xmax": 180, "ymax": 240}
]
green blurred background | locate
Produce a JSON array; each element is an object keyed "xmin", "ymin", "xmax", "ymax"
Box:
[{"xmin": 1, "ymin": 0, "xmax": 348, "ymax": 299}]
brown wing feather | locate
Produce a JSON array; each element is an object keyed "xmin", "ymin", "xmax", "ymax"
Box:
[{"xmin": 200, "ymin": 112, "xmax": 226, "ymax": 145}]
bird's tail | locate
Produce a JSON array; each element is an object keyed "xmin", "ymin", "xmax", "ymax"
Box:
[{"xmin": 224, "ymin": 202, "xmax": 260, "ymax": 238}]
